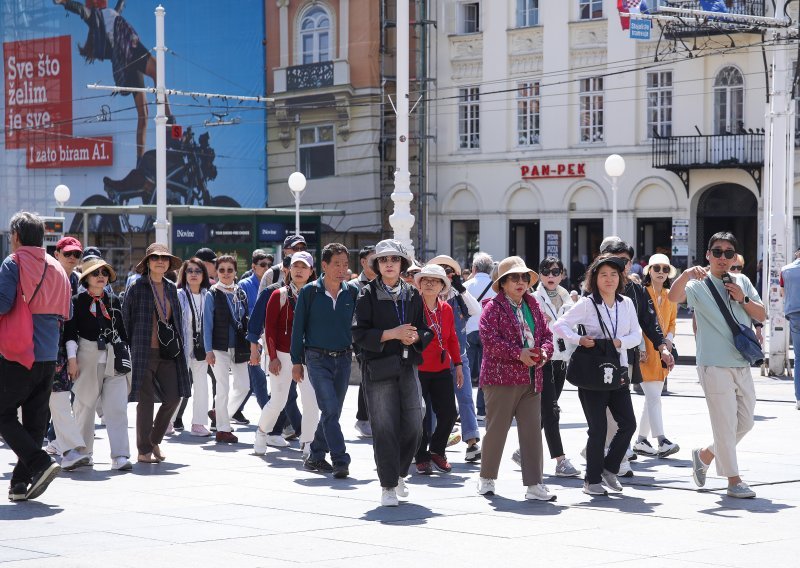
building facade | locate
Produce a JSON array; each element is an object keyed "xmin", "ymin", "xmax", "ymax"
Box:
[{"xmin": 430, "ymin": 0, "xmax": 799, "ymax": 282}]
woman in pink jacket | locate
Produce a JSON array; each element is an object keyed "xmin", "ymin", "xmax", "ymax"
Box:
[{"xmin": 478, "ymin": 256, "xmax": 554, "ymax": 501}]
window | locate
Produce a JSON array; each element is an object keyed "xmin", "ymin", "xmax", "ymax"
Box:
[
  {"xmin": 459, "ymin": 2, "xmax": 481, "ymax": 34},
  {"xmin": 451, "ymin": 220, "xmax": 480, "ymax": 269},
  {"xmin": 579, "ymin": 77, "xmax": 604, "ymax": 143},
  {"xmin": 298, "ymin": 125, "xmax": 335, "ymax": 179},
  {"xmin": 579, "ymin": 0, "xmax": 603, "ymax": 20},
  {"xmin": 713, "ymin": 66, "xmax": 744, "ymax": 134},
  {"xmin": 300, "ymin": 7, "xmax": 331, "ymax": 64},
  {"xmin": 517, "ymin": 81, "xmax": 541, "ymax": 146},
  {"xmin": 458, "ymin": 87, "xmax": 480, "ymax": 149},
  {"xmin": 516, "ymin": 0, "xmax": 539, "ymax": 27},
  {"xmin": 647, "ymin": 71, "xmax": 673, "ymax": 138}
]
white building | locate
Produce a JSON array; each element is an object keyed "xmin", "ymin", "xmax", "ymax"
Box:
[{"xmin": 430, "ymin": 0, "xmax": 798, "ymax": 283}]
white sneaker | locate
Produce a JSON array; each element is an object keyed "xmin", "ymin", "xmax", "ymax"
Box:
[
  {"xmin": 657, "ymin": 438, "xmax": 680, "ymax": 457},
  {"xmin": 633, "ymin": 439, "xmax": 658, "ymax": 456},
  {"xmin": 111, "ymin": 457, "xmax": 133, "ymax": 471},
  {"xmin": 511, "ymin": 448, "xmax": 522, "ymax": 466},
  {"xmin": 618, "ymin": 458, "xmax": 633, "ymax": 477},
  {"xmin": 265, "ymin": 434, "xmax": 289, "ymax": 448},
  {"xmin": 61, "ymin": 450, "xmax": 90, "ymax": 471},
  {"xmin": 477, "ymin": 477, "xmax": 495, "ymax": 495},
  {"xmin": 525, "ymin": 483, "xmax": 557, "ymax": 501},
  {"xmin": 396, "ymin": 477, "xmax": 409, "ymax": 499},
  {"xmin": 601, "ymin": 469, "xmax": 623, "ymax": 493},
  {"xmin": 381, "ymin": 487, "xmax": 399, "ymax": 507},
  {"xmin": 254, "ymin": 429, "xmax": 268, "ymax": 455},
  {"xmin": 354, "ymin": 420, "xmax": 372, "ymax": 438},
  {"xmin": 301, "ymin": 442, "xmax": 311, "ymax": 460}
]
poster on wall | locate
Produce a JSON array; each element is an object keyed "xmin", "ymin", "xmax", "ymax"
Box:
[{"xmin": 1, "ymin": 0, "xmax": 266, "ymax": 233}]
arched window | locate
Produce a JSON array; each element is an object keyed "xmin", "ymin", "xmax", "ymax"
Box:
[
  {"xmin": 714, "ymin": 67, "xmax": 744, "ymax": 134},
  {"xmin": 300, "ymin": 7, "xmax": 331, "ymax": 64}
]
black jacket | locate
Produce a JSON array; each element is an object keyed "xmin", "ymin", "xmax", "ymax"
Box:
[
  {"xmin": 624, "ymin": 281, "xmax": 664, "ymax": 348},
  {"xmin": 352, "ymin": 278, "xmax": 433, "ymax": 367}
]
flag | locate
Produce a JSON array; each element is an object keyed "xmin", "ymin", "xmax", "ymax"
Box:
[
  {"xmin": 618, "ymin": 0, "xmax": 649, "ymax": 31},
  {"xmin": 700, "ymin": 0, "xmax": 729, "ymax": 12}
]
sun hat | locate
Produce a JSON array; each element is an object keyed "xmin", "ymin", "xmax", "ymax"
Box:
[
  {"xmin": 414, "ymin": 264, "xmax": 451, "ymax": 294},
  {"xmin": 290, "ymin": 251, "xmax": 314, "ymax": 268},
  {"xmin": 79, "ymin": 257, "xmax": 117, "ymax": 283},
  {"xmin": 370, "ymin": 239, "xmax": 412, "ymax": 273},
  {"xmin": 643, "ymin": 253, "xmax": 678, "ymax": 279},
  {"xmin": 427, "ymin": 254, "xmax": 461, "ymax": 276},
  {"xmin": 405, "ymin": 260, "xmax": 423, "ymax": 275},
  {"xmin": 135, "ymin": 243, "xmax": 182, "ymax": 273},
  {"xmin": 492, "ymin": 256, "xmax": 539, "ymax": 293},
  {"xmin": 56, "ymin": 236, "xmax": 82, "ymax": 253}
]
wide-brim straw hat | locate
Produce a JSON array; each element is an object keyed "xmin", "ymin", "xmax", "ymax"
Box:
[
  {"xmin": 414, "ymin": 264, "xmax": 451, "ymax": 295},
  {"xmin": 370, "ymin": 239, "xmax": 412, "ymax": 273},
  {"xmin": 643, "ymin": 253, "xmax": 678, "ymax": 279},
  {"xmin": 492, "ymin": 256, "xmax": 539, "ymax": 293},
  {"xmin": 79, "ymin": 257, "xmax": 117, "ymax": 283},
  {"xmin": 135, "ymin": 243, "xmax": 182, "ymax": 273},
  {"xmin": 427, "ymin": 255, "xmax": 462, "ymax": 276}
]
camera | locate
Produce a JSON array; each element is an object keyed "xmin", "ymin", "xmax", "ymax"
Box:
[
  {"xmin": 557, "ymin": 338, "xmax": 566, "ymax": 352},
  {"xmin": 722, "ymin": 272, "xmax": 733, "ymax": 285},
  {"xmin": 96, "ymin": 337, "xmax": 106, "ymax": 351}
]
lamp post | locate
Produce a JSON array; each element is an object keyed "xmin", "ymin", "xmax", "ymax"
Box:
[
  {"xmin": 604, "ymin": 154, "xmax": 626, "ymax": 237},
  {"xmin": 287, "ymin": 172, "xmax": 307, "ymax": 237},
  {"xmin": 53, "ymin": 184, "xmax": 70, "ymax": 208}
]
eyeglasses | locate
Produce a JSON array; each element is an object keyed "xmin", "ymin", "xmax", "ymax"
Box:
[
  {"xmin": 710, "ymin": 248, "xmax": 736, "ymax": 259},
  {"xmin": 60, "ymin": 251, "xmax": 81, "ymax": 259},
  {"xmin": 289, "ymin": 244, "xmax": 307, "ymax": 252},
  {"xmin": 89, "ymin": 268, "xmax": 110, "ymax": 278},
  {"xmin": 186, "ymin": 268, "xmax": 203, "ymax": 275},
  {"xmin": 149, "ymin": 254, "xmax": 172, "ymax": 262},
  {"xmin": 650, "ymin": 265, "xmax": 671, "ymax": 274},
  {"xmin": 540, "ymin": 268, "xmax": 561, "ymax": 277},
  {"xmin": 256, "ymin": 261, "xmax": 270, "ymax": 268},
  {"xmin": 378, "ymin": 256, "xmax": 402, "ymax": 264},
  {"xmin": 730, "ymin": 265, "xmax": 743, "ymax": 272},
  {"xmin": 419, "ymin": 277, "xmax": 443, "ymax": 287},
  {"xmin": 505, "ymin": 273, "xmax": 531, "ymax": 284},
  {"xmin": 217, "ymin": 267, "xmax": 236, "ymax": 274}
]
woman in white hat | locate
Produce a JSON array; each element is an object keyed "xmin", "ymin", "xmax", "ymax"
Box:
[
  {"xmin": 413, "ymin": 264, "xmax": 464, "ymax": 475},
  {"xmin": 65, "ymin": 257, "xmax": 132, "ymax": 471},
  {"xmin": 633, "ymin": 253, "xmax": 680, "ymax": 459},
  {"xmin": 477, "ymin": 256, "xmax": 555, "ymax": 501},
  {"xmin": 352, "ymin": 239, "xmax": 432, "ymax": 507}
]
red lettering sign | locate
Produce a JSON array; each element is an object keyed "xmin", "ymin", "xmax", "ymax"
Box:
[
  {"xmin": 27, "ymin": 137, "xmax": 113, "ymax": 169},
  {"xmin": 4, "ymin": 36, "xmax": 73, "ymax": 149},
  {"xmin": 520, "ymin": 162, "xmax": 586, "ymax": 180}
]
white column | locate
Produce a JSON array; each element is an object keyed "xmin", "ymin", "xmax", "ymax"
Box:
[
  {"xmin": 154, "ymin": 5, "xmax": 169, "ymax": 245},
  {"xmin": 278, "ymin": 0, "xmax": 289, "ymax": 67},
  {"xmin": 339, "ymin": 0, "xmax": 349, "ymax": 61}
]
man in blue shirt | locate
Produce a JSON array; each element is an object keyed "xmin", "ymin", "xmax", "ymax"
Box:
[
  {"xmin": 291, "ymin": 243, "xmax": 358, "ymax": 478},
  {"xmin": 780, "ymin": 247, "xmax": 800, "ymax": 410}
]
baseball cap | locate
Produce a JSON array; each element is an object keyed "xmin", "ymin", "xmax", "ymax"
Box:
[
  {"xmin": 283, "ymin": 234, "xmax": 307, "ymax": 250},
  {"xmin": 82, "ymin": 246, "xmax": 102, "ymax": 260},
  {"xmin": 290, "ymin": 251, "xmax": 314, "ymax": 268},
  {"xmin": 56, "ymin": 236, "xmax": 82, "ymax": 253},
  {"xmin": 195, "ymin": 248, "xmax": 217, "ymax": 263}
]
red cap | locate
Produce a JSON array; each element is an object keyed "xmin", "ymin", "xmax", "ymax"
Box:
[{"xmin": 56, "ymin": 236, "xmax": 83, "ymax": 253}]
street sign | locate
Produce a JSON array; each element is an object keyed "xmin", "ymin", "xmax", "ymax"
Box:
[
  {"xmin": 630, "ymin": 20, "xmax": 652, "ymax": 40},
  {"xmin": 672, "ymin": 219, "xmax": 689, "ymax": 257}
]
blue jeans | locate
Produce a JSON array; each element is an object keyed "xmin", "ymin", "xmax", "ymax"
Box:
[
  {"xmin": 788, "ymin": 313, "xmax": 800, "ymax": 401},
  {"xmin": 363, "ymin": 364, "xmax": 424, "ymax": 487},
  {"xmin": 306, "ymin": 349, "xmax": 351, "ymax": 466},
  {"xmin": 466, "ymin": 331, "xmax": 482, "ymax": 383},
  {"xmin": 452, "ymin": 328, "xmax": 479, "ymax": 442}
]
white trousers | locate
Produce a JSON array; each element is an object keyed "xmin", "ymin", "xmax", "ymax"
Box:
[
  {"xmin": 638, "ymin": 381, "xmax": 665, "ymax": 438},
  {"xmin": 189, "ymin": 358, "xmax": 211, "ymax": 426},
  {"xmin": 212, "ymin": 349, "xmax": 250, "ymax": 432},
  {"xmin": 256, "ymin": 351, "xmax": 319, "ymax": 444},
  {"xmin": 698, "ymin": 365, "xmax": 756, "ymax": 477},
  {"xmin": 48, "ymin": 391, "xmax": 86, "ymax": 455},
  {"xmin": 72, "ymin": 339, "xmax": 131, "ymax": 458}
]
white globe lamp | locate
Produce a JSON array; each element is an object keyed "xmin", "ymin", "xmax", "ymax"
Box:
[
  {"xmin": 54, "ymin": 184, "xmax": 71, "ymax": 207},
  {"xmin": 287, "ymin": 172, "xmax": 307, "ymax": 237},
  {"xmin": 604, "ymin": 155, "xmax": 626, "ymax": 237}
]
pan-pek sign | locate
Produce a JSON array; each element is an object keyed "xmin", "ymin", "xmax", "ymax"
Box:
[{"xmin": 520, "ymin": 162, "xmax": 586, "ymax": 180}]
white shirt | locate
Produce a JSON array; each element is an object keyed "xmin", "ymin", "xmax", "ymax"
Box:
[
  {"xmin": 464, "ymin": 273, "xmax": 496, "ymax": 334},
  {"xmin": 552, "ymin": 294, "xmax": 642, "ymax": 367},
  {"xmin": 533, "ymin": 284, "xmax": 575, "ymax": 361}
]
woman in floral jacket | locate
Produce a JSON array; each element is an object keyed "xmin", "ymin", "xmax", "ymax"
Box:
[{"xmin": 478, "ymin": 256, "xmax": 554, "ymax": 502}]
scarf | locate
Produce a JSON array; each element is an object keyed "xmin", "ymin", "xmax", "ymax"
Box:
[{"xmin": 88, "ymin": 291, "xmax": 111, "ymax": 320}]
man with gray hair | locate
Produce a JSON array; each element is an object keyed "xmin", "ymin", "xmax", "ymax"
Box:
[{"xmin": 464, "ymin": 252, "xmax": 496, "ymax": 421}]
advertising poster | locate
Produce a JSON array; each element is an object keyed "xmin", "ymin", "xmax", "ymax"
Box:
[{"xmin": 0, "ymin": 0, "xmax": 267, "ymax": 234}]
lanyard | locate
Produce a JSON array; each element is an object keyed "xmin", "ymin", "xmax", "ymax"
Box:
[
  {"xmin": 424, "ymin": 302, "xmax": 446, "ymax": 362},
  {"xmin": 188, "ymin": 291, "xmax": 203, "ymax": 332},
  {"xmin": 150, "ymin": 280, "xmax": 169, "ymax": 321},
  {"xmin": 602, "ymin": 302, "xmax": 619, "ymax": 338},
  {"xmin": 224, "ymin": 289, "xmax": 242, "ymax": 326},
  {"xmin": 382, "ymin": 282, "xmax": 405, "ymax": 324}
]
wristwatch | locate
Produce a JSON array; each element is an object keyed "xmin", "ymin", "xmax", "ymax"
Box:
[{"xmin": 739, "ymin": 296, "xmax": 750, "ymax": 305}]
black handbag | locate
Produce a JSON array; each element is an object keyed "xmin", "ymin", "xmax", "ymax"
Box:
[
  {"xmin": 112, "ymin": 340, "xmax": 132, "ymax": 374},
  {"xmin": 365, "ymin": 354, "xmax": 403, "ymax": 382},
  {"xmin": 566, "ymin": 304, "xmax": 629, "ymax": 391},
  {"xmin": 157, "ymin": 318, "xmax": 182, "ymax": 360},
  {"xmin": 186, "ymin": 292, "xmax": 206, "ymax": 362},
  {"xmin": 233, "ymin": 317, "xmax": 251, "ymax": 364},
  {"xmin": 705, "ymin": 278, "xmax": 764, "ymax": 366}
]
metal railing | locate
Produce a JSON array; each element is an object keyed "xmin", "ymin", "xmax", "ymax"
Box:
[
  {"xmin": 661, "ymin": 0, "xmax": 766, "ymax": 37},
  {"xmin": 286, "ymin": 62, "xmax": 334, "ymax": 91},
  {"xmin": 652, "ymin": 133, "xmax": 765, "ymax": 169}
]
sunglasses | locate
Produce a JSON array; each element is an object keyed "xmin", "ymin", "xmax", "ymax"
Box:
[
  {"xmin": 89, "ymin": 268, "xmax": 110, "ymax": 278},
  {"xmin": 217, "ymin": 267, "xmax": 236, "ymax": 274},
  {"xmin": 149, "ymin": 254, "xmax": 172, "ymax": 262},
  {"xmin": 186, "ymin": 268, "xmax": 203, "ymax": 275},
  {"xmin": 378, "ymin": 256, "xmax": 402, "ymax": 264},
  {"xmin": 289, "ymin": 244, "xmax": 307, "ymax": 252},
  {"xmin": 540, "ymin": 268, "xmax": 561, "ymax": 277},
  {"xmin": 730, "ymin": 265, "xmax": 743, "ymax": 272},
  {"xmin": 60, "ymin": 251, "xmax": 81, "ymax": 259},
  {"xmin": 505, "ymin": 273, "xmax": 531, "ymax": 284},
  {"xmin": 650, "ymin": 265, "xmax": 671, "ymax": 274},
  {"xmin": 441, "ymin": 266, "xmax": 456, "ymax": 275},
  {"xmin": 256, "ymin": 261, "xmax": 270, "ymax": 268},
  {"xmin": 710, "ymin": 248, "xmax": 736, "ymax": 259}
]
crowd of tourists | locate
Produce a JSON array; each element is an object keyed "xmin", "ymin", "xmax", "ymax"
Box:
[{"xmin": 0, "ymin": 212, "xmax": 767, "ymax": 506}]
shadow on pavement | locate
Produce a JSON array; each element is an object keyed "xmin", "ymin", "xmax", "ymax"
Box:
[
  {"xmin": 361, "ymin": 502, "xmax": 441, "ymax": 525},
  {"xmin": 700, "ymin": 496, "xmax": 795, "ymax": 516},
  {"xmin": 0, "ymin": 501, "xmax": 63, "ymax": 520},
  {"xmin": 129, "ymin": 461, "xmax": 188, "ymax": 476},
  {"xmin": 574, "ymin": 494, "xmax": 662, "ymax": 513},
  {"xmin": 484, "ymin": 494, "xmax": 565, "ymax": 516}
]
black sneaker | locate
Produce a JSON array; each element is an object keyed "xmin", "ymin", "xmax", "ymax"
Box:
[
  {"xmin": 173, "ymin": 418, "xmax": 184, "ymax": 431},
  {"xmin": 8, "ymin": 482, "xmax": 28, "ymax": 502},
  {"xmin": 231, "ymin": 411, "xmax": 250, "ymax": 425},
  {"xmin": 304, "ymin": 457, "xmax": 334, "ymax": 473},
  {"xmin": 26, "ymin": 461, "xmax": 61, "ymax": 500},
  {"xmin": 332, "ymin": 463, "xmax": 349, "ymax": 479}
]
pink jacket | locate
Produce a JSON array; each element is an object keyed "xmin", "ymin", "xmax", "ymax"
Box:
[{"xmin": 478, "ymin": 291, "xmax": 553, "ymax": 391}]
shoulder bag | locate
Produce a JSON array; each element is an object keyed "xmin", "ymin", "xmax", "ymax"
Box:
[
  {"xmin": 704, "ymin": 278, "xmax": 763, "ymax": 366},
  {"xmin": 186, "ymin": 291, "xmax": 206, "ymax": 361},
  {"xmin": 152, "ymin": 282, "xmax": 182, "ymax": 360},
  {"xmin": 223, "ymin": 287, "xmax": 250, "ymax": 364},
  {"xmin": 566, "ymin": 302, "xmax": 629, "ymax": 391}
]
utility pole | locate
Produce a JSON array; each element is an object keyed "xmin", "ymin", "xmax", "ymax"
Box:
[{"xmin": 389, "ymin": 0, "xmax": 415, "ymax": 257}]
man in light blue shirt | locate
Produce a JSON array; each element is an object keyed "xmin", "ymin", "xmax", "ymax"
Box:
[
  {"xmin": 780, "ymin": 247, "xmax": 800, "ymax": 409},
  {"xmin": 669, "ymin": 231, "xmax": 766, "ymax": 499}
]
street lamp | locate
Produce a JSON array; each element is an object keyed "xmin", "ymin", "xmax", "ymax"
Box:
[
  {"xmin": 604, "ymin": 154, "xmax": 626, "ymax": 237},
  {"xmin": 54, "ymin": 184, "xmax": 70, "ymax": 207},
  {"xmin": 287, "ymin": 171, "xmax": 307, "ymax": 237}
]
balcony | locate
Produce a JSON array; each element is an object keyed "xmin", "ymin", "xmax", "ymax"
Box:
[
  {"xmin": 652, "ymin": 133, "xmax": 764, "ymax": 194},
  {"xmin": 273, "ymin": 60, "xmax": 350, "ymax": 94},
  {"xmin": 661, "ymin": 0, "xmax": 766, "ymax": 39}
]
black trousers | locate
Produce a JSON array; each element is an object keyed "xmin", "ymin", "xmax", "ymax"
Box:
[
  {"xmin": 578, "ymin": 386, "xmax": 636, "ymax": 484},
  {"xmin": 416, "ymin": 369, "xmax": 457, "ymax": 461},
  {"xmin": 541, "ymin": 360, "xmax": 567, "ymax": 459},
  {"xmin": 0, "ymin": 358, "xmax": 57, "ymax": 486}
]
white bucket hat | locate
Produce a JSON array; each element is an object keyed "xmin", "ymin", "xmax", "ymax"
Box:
[
  {"xmin": 643, "ymin": 253, "xmax": 678, "ymax": 279},
  {"xmin": 414, "ymin": 264, "xmax": 451, "ymax": 294}
]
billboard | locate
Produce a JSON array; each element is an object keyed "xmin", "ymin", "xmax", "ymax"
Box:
[{"xmin": 0, "ymin": 0, "xmax": 267, "ymax": 233}]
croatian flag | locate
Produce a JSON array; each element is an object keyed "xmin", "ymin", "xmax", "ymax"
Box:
[{"xmin": 618, "ymin": 0, "xmax": 649, "ymax": 31}]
